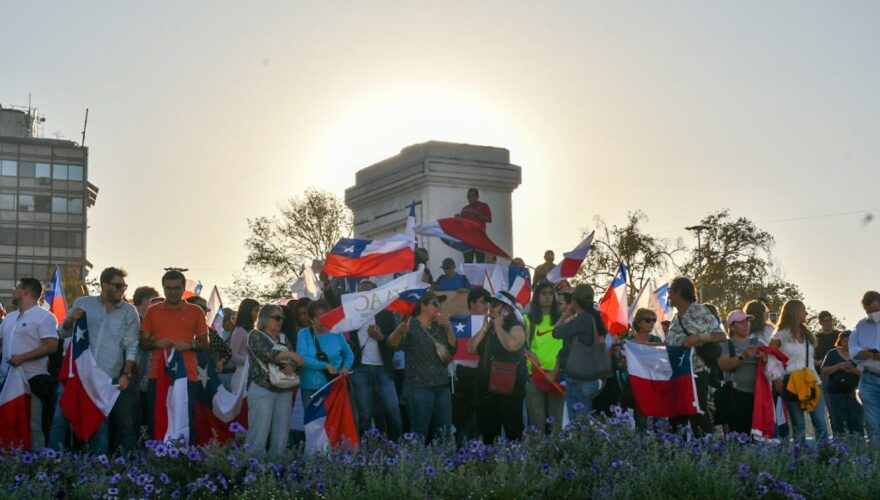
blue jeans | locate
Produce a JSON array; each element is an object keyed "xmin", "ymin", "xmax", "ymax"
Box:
[
  {"xmin": 352, "ymin": 365, "xmax": 402, "ymax": 440},
  {"xmin": 564, "ymin": 376, "xmax": 603, "ymax": 421},
  {"xmin": 246, "ymin": 383, "xmax": 293, "ymax": 456},
  {"xmin": 827, "ymin": 391, "xmax": 864, "ymax": 437},
  {"xmin": 784, "ymin": 391, "xmax": 828, "ymax": 441},
  {"xmin": 405, "ymin": 384, "xmax": 452, "ymax": 443},
  {"xmin": 859, "ymin": 373, "xmax": 880, "ymax": 444}
]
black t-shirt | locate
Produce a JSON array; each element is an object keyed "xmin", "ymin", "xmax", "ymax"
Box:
[
  {"xmin": 815, "ymin": 330, "xmax": 841, "ymax": 367},
  {"xmin": 823, "ymin": 348, "xmax": 859, "ymax": 393},
  {"xmin": 476, "ymin": 318, "xmax": 527, "ymax": 396}
]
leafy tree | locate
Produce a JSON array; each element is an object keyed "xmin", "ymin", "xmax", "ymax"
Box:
[
  {"xmin": 226, "ymin": 188, "xmax": 352, "ymax": 303},
  {"xmin": 679, "ymin": 209, "xmax": 801, "ymax": 315},
  {"xmin": 574, "ymin": 211, "xmax": 685, "ymax": 300}
]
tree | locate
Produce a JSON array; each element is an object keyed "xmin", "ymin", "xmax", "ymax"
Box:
[
  {"xmin": 225, "ymin": 188, "xmax": 353, "ymax": 303},
  {"xmin": 573, "ymin": 211, "xmax": 685, "ymax": 301},
  {"xmin": 679, "ymin": 209, "xmax": 801, "ymax": 315}
]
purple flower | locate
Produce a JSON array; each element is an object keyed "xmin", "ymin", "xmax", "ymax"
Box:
[
  {"xmin": 167, "ymin": 447, "xmax": 180, "ymax": 458},
  {"xmin": 829, "ymin": 457, "xmax": 840, "ymax": 465},
  {"xmin": 248, "ymin": 457, "xmax": 260, "ymax": 468},
  {"xmin": 228, "ymin": 422, "xmax": 246, "ymax": 434},
  {"xmin": 316, "ymin": 481, "xmax": 326, "ymax": 494},
  {"xmin": 545, "ymin": 416, "xmax": 555, "ymax": 425},
  {"xmin": 109, "ymin": 473, "xmax": 121, "ymax": 485},
  {"xmin": 243, "ymin": 473, "xmax": 257, "ymax": 485},
  {"xmin": 159, "ymin": 474, "xmax": 170, "ymax": 485},
  {"xmin": 757, "ymin": 485, "xmax": 768, "ymax": 496},
  {"xmin": 403, "ymin": 432, "xmax": 416, "ymax": 442},
  {"xmin": 186, "ymin": 449, "xmax": 202, "ymax": 462},
  {"xmin": 572, "ymin": 401, "xmax": 585, "ymax": 411},
  {"xmin": 14, "ymin": 473, "xmax": 25, "ymax": 482},
  {"xmin": 227, "ymin": 455, "xmax": 238, "ymax": 467},
  {"xmin": 425, "ymin": 465, "xmax": 436, "ymax": 477},
  {"xmin": 206, "ymin": 481, "xmax": 217, "ymax": 493},
  {"xmin": 107, "ymin": 487, "xmax": 119, "ymax": 496},
  {"xmin": 564, "ymin": 469, "xmax": 575, "ymax": 481},
  {"xmin": 21, "ymin": 453, "xmax": 34, "ymax": 464},
  {"xmin": 385, "ymin": 457, "xmax": 398, "ymax": 466},
  {"xmin": 144, "ymin": 484, "xmax": 155, "ymax": 495},
  {"xmin": 113, "ymin": 456, "xmax": 126, "ymax": 466}
]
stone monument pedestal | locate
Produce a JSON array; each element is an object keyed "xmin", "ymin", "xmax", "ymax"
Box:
[{"xmin": 345, "ymin": 141, "xmax": 522, "ymax": 277}]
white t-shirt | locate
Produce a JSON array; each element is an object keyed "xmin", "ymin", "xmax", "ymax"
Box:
[
  {"xmin": 0, "ymin": 305, "xmax": 58, "ymax": 380},
  {"xmin": 760, "ymin": 325, "xmax": 774, "ymax": 346},
  {"xmin": 772, "ymin": 328, "xmax": 820, "ymax": 384},
  {"xmin": 356, "ymin": 320, "xmax": 383, "ymax": 366}
]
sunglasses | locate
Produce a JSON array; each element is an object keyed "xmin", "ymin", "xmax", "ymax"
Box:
[
  {"xmin": 269, "ymin": 315, "xmax": 284, "ymax": 321},
  {"xmin": 642, "ymin": 318, "xmax": 657, "ymax": 324},
  {"xmin": 106, "ymin": 282, "xmax": 128, "ymax": 290},
  {"xmin": 425, "ymin": 301, "xmax": 440, "ymax": 307}
]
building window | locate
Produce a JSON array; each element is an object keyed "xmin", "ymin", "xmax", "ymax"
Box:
[
  {"xmin": 18, "ymin": 194, "xmax": 35, "ymax": 212},
  {"xmin": 0, "ymin": 193, "xmax": 14, "ymax": 211},
  {"xmin": 69, "ymin": 198, "xmax": 83, "ymax": 214},
  {"xmin": 0, "ymin": 262, "xmax": 13, "ymax": 279},
  {"xmin": 0, "ymin": 160, "xmax": 16, "ymax": 177},
  {"xmin": 35, "ymin": 163, "xmax": 52, "ymax": 183},
  {"xmin": 34, "ymin": 195, "xmax": 51, "ymax": 212},
  {"xmin": 0, "ymin": 227, "xmax": 14, "ymax": 245},
  {"xmin": 53, "ymin": 164, "xmax": 68, "ymax": 180},
  {"xmin": 52, "ymin": 196, "xmax": 67, "ymax": 213},
  {"xmin": 68, "ymin": 165, "xmax": 84, "ymax": 181},
  {"xmin": 17, "ymin": 228, "xmax": 33, "ymax": 245}
]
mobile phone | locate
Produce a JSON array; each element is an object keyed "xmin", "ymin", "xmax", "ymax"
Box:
[
  {"xmin": 768, "ymin": 312, "xmax": 778, "ymax": 323},
  {"xmin": 501, "ymin": 309, "xmax": 510, "ymax": 318}
]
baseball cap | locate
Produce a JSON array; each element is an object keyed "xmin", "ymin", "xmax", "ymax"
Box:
[
  {"xmin": 726, "ymin": 310, "xmax": 755, "ymax": 326},
  {"xmin": 441, "ymin": 258, "xmax": 456, "ymax": 269}
]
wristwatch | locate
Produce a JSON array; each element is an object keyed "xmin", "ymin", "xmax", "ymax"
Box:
[{"xmin": 737, "ymin": 354, "xmax": 744, "ymax": 361}]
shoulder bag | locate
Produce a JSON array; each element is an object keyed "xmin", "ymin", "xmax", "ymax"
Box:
[
  {"xmin": 484, "ymin": 326, "xmax": 518, "ymax": 396},
  {"xmin": 564, "ymin": 313, "xmax": 612, "ymax": 381},
  {"xmin": 255, "ymin": 332, "xmax": 300, "ymax": 389}
]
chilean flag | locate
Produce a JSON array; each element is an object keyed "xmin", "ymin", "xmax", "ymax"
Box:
[
  {"xmin": 545, "ymin": 232, "xmax": 595, "ymax": 284},
  {"xmin": 449, "ymin": 315, "xmax": 485, "ymax": 365},
  {"xmin": 508, "ymin": 266, "xmax": 532, "ymax": 306},
  {"xmin": 414, "ymin": 217, "xmax": 510, "ymax": 258},
  {"xmin": 182, "ymin": 280, "xmax": 202, "ymax": 299},
  {"xmin": 386, "ymin": 288, "xmax": 427, "ymax": 316},
  {"xmin": 0, "ymin": 366, "xmax": 31, "ymax": 449},
  {"xmin": 193, "ymin": 352, "xmax": 248, "ymax": 445},
  {"xmin": 59, "ymin": 313, "xmax": 121, "ymax": 440},
  {"xmin": 324, "ymin": 203, "xmax": 416, "ymax": 278},
  {"xmin": 44, "ymin": 267, "xmax": 68, "ymax": 325},
  {"xmin": 304, "ymin": 376, "xmax": 358, "ymax": 453},
  {"xmin": 623, "ymin": 342, "xmax": 700, "ymax": 417},
  {"xmin": 154, "ymin": 349, "xmax": 189, "ymax": 442},
  {"xmin": 599, "ymin": 263, "xmax": 629, "ymax": 335},
  {"xmin": 752, "ymin": 346, "xmax": 789, "ymax": 439},
  {"xmin": 319, "ymin": 270, "xmax": 427, "ymax": 331},
  {"xmin": 652, "ymin": 283, "xmax": 674, "ymax": 323}
]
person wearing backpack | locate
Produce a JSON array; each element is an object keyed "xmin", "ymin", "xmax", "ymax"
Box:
[
  {"xmin": 664, "ymin": 277, "xmax": 726, "ymax": 436},
  {"xmin": 553, "ymin": 284, "xmax": 611, "ymax": 419}
]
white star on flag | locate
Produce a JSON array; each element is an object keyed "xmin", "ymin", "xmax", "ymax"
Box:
[
  {"xmin": 342, "ymin": 245, "xmax": 355, "ymax": 253},
  {"xmin": 454, "ymin": 322, "xmax": 465, "ymax": 333},
  {"xmin": 197, "ymin": 364, "xmax": 210, "ymax": 388}
]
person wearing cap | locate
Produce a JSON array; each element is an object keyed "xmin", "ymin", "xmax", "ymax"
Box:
[
  {"xmin": 434, "ymin": 258, "xmax": 471, "ymax": 292},
  {"xmin": 552, "ymin": 284, "xmax": 609, "ymax": 419},
  {"xmin": 717, "ymin": 310, "xmax": 765, "ymax": 435},
  {"xmin": 388, "ymin": 291, "xmax": 456, "ymax": 443},
  {"xmin": 822, "ymin": 330, "xmax": 864, "ymax": 436}
]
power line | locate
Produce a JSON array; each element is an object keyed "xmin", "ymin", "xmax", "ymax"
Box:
[{"xmin": 654, "ymin": 207, "xmax": 878, "ymax": 235}]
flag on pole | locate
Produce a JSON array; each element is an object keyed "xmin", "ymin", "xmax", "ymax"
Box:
[
  {"xmin": 304, "ymin": 376, "xmax": 358, "ymax": 453},
  {"xmin": 182, "ymin": 280, "xmax": 202, "ymax": 299},
  {"xmin": 154, "ymin": 349, "xmax": 190, "ymax": 442},
  {"xmin": 386, "ymin": 288, "xmax": 428, "ymax": 316},
  {"xmin": 324, "ymin": 203, "xmax": 417, "ymax": 278},
  {"xmin": 546, "ymin": 232, "xmax": 595, "ymax": 284},
  {"xmin": 59, "ymin": 313, "xmax": 121, "ymax": 440},
  {"xmin": 193, "ymin": 352, "xmax": 248, "ymax": 445},
  {"xmin": 628, "ymin": 280, "xmax": 655, "ymax": 324},
  {"xmin": 449, "ymin": 315, "xmax": 485, "ymax": 366},
  {"xmin": 0, "ymin": 366, "xmax": 31, "ymax": 449},
  {"xmin": 319, "ymin": 270, "xmax": 427, "ymax": 331},
  {"xmin": 414, "ymin": 217, "xmax": 511, "ymax": 258},
  {"xmin": 206, "ymin": 286, "xmax": 224, "ymax": 333},
  {"xmin": 482, "ymin": 264, "xmax": 506, "ymax": 294},
  {"xmin": 508, "ymin": 265, "xmax": 532, "ymax": 306},
  {"xmin": 653, "ymin": 283, "xmax": 674, "ymax": 323},
  {"xmin": 623, "ymin": 342, "xmax": 700, "ymax": 417},
  {"xmin": 44, "ymin": 267, "xmax": 68, "ymax": 325},
  {"xmin": 599, "ymin": 263, "xmax": 629, "ymax": 335}
]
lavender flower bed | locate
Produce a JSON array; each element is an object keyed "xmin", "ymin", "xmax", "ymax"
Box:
[{"xmin": 3, "ymin": 410, "xmax": 878, "ymax": 499}]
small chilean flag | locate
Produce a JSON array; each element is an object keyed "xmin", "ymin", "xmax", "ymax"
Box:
[
  {"xmin": 59, "ymin": 313, "xmax": 121, "ymax": 440},
  {"xmin": 449, "ymin": 315, "xmax": 485, "ymax": 365},
  {"xmin": 652, "ymin": 283, "xmax": 674, "ymax": 323},
  {"xmin": 0, "ymin": 366, "xmax": 31, "ymax": 449},
  {"xmin": 324, "ymin": 203, "xmax": 416, "ymax": 278},
  {"xmin": 508, "ymin": 266, "xmax": 531, "ymax": 306},
  {"xmin": 414, "ymin": 217, "xmax": 511, "ymax": 258},
  {"xmin": 545, "ymin": 232, "xmax": 595, "ymax": 284},
  {"xmin": 599, "ymin": 263, "xmax": 629, "ymax": 335},
  {"xmin": 304, "ymin": 376, "xmax": 358, "ymax": 453},
  {"xmin": 386, "ymin": 288, "xmax": 427, "ymax": 316},
  {"xmin": 44, "ymin": 267, "xmax": 68, "ymax": 325}
]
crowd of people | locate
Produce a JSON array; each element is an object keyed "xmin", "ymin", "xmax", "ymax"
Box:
[{"xmin": 2, "ymin": 251, "xmax": 880, "ymax": 457}]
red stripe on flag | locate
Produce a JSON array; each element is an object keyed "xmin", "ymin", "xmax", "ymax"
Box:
[
  {"xmin": 629, "ymin": 375, "xmax": 699, "ymax": 418},
  {"xmin": 323, "ymin": 247, "xmax": 415, "ymax": 278},
  {"xmin": 59, "ymin": 359, "xmax": 107, "ymax": 440},
  {"xmin": 0, "ymin": 394, "xmax": 30, "ymax": 449},
  {"xmin": 325, "ymin": 378, "xmax": 358, "ymax": 450},
  {"xmin": 557, "ymin": 259, "xmax": 583, "ymax": 278},
  {"xmin": 318, "ymin": 306, "xmax": 346, "ymax": 331},
  {"xmin": 437, "ymin": 218, "xmax": 510, "ymax": 258}
]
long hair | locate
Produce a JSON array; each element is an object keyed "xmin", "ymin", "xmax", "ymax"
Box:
[
  {"xmin": 235, "ymin": 298, "xmax": 260, "ymax": 331},
  {"xmin": 527, "ymin": 282, "xmax": 561, "ymax": 326},
  {"xmin": 776, "ymin": 299, "xmax": 815, "ymax": 346},
  {"xmin": 744, "ymin": 300, "xmax": 769, "ymax": 336}
]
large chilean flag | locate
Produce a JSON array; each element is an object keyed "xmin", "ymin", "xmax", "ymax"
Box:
[
  {"xmin": 414, "ymin": 217, "xmax": 510, "ymax": 258},
  {"xmin": 623, "ymin": 342, "xmax": 700, "ymax": 417},
  {"xmin": 323, "ymin": 203, "xmax": 416, "ymax": 278},
  {"xmin": 154, "ymin": 349, "xmax": 190, "ymax": 442},
  {"xmin": 599, "ymin": 263, "xmax": 629, "ymax": 335},
  {"xmin": 44, "ymin": 267, "xmax": 68, "ymax": 325},
  {"xmin": 193, "ymin": 352, "xmax": 248, "ymax": 445},
  {"xmin": 59, "ymin": 313, "xmax": 121, "ymax": 440},
  {"xmin": 319, "ymin": 270, "xmax": 428, "ymax": 331},
  {"xmin": 0, "ymin": 366, "xmax": 31, "ymax": 449},
  {"xmin": 545, "ymin": 232, "xmax": 595, "ymax": 284}
]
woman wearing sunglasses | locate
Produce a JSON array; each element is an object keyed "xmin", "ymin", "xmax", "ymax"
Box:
[
  {"xmin": 297, "ymin": 300, "xmax": 354, "ymax": 409},
  {"xmin": 246, "ymin": 304, "xmax": 304, "ymax": 455},
  {"xmin": 616, "ymin": 308, "xmax": 663, "ymax": 430}
]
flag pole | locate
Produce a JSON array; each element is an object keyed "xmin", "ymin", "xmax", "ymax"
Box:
[{"xmin": 525, "ymin": 357, "xmax": 564, "ymax": 393}]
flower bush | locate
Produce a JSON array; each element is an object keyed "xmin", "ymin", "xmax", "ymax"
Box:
[{"xmin": 3, "ymin": 409, "xmax": 880, "ymax": 499}]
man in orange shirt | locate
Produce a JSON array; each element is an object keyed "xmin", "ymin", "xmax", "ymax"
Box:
[{"xmin": 140, "ymin": 270, "xmax": 209, "ymax": 440}]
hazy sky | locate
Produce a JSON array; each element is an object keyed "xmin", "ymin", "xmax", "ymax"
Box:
[{"xmin": 2, "ymin": 1, "xmax": 878, "ymax": 324}]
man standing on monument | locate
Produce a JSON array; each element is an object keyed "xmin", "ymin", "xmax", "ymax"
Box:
[{"xmin": 457, "ymin": 188, "xmax": 492, "ymax": 263}]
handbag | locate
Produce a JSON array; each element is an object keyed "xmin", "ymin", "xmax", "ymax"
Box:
[
  {"xmin": 564, "ymin": 314, "xmax": 612, "ymax": 381},
  {"xmin": 256, "ymin": 332, "xmax": 300, "ymax": 389},
  {"xmin": 417, "ymin": 320, "xmax": 453, "ymax": 365},
  {"xmin": 483, "ymin": 328, "xmax": 517, "ymax": 396}
]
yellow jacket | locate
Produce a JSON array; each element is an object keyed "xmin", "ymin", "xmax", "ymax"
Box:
[{"xmin": 786, "ymin": 367, "xmax": 821, "ymax": 412}]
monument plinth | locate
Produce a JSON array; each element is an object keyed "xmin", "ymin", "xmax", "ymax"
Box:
[{"xmin": 345, "ymin": 141, "xmax": 522, "ymax": 276}]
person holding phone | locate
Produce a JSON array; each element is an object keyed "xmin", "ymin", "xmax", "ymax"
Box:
[
  {"xmin": 297, "ymin": 300, "xmax": 353, "ymax": 409},
  {"xmin": 466, "ymin": 291, "xmax": 527, "ymax": 444}
]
